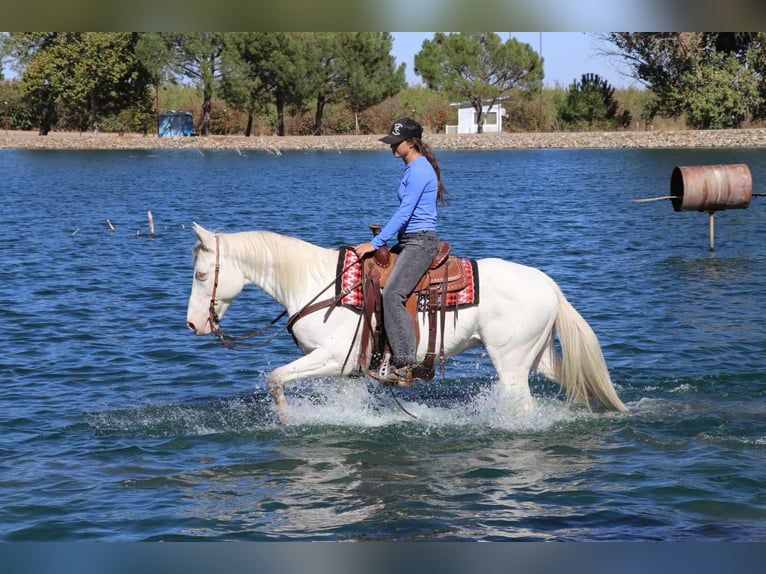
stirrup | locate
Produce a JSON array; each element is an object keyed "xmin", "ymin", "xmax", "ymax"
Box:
[
  {"xmin": 366, "ymin": 368, "xmax": 413, "ymax": 388},
  {"xmin": 366, "ymin": 354, "xmax": 414, "ymax": 387}
]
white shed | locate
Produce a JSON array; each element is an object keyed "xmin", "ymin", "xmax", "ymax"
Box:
[{"xmin": 446, "ymin": 102, "xmax": 507, "ymax": 134}]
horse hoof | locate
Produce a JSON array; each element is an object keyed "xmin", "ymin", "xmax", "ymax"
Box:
[{"xmin": 273, "ymin": 401, "xmax": 289, "ymax": 425}]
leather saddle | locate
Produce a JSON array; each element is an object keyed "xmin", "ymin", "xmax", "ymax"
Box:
[
  {"xmin": 366, "ymin": 241, "xmax": 468, "ymax": 293},
  {"xmin": 358, "ymin": 237, "xmax": 470, "ymax": 380},
  {"xmin": 285, "ymin": 228, "xmax": 475, "ymax": 382}
]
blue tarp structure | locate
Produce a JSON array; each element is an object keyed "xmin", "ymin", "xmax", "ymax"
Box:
[{"xmin": 158, "ymin": 110, "xmax": 194, "ymax": 137}]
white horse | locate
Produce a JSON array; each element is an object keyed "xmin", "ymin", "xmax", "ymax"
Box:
[{"xmin": 186, "ymin": 222, "xmax": 627, "ymax": 418}]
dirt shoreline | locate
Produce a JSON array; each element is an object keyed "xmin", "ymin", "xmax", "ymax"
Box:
[{"xmin": 2, "ymin": 128, "xmax": 766, "ymax": 150}]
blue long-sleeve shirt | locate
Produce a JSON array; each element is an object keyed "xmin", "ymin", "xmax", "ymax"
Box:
[{"xmin": 371, "ymin": 155, "xmax": 438, "ymax": 249}]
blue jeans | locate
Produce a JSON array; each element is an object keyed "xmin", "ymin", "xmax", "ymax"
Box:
[{"xmin": 383, "ymin": 230, "xmax": 439, "ymax": 367}]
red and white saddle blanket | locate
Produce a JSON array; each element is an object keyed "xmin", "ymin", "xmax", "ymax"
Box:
[{"xmin": 335, "ymin": 247, "xmax": 480, "ymax": 309}]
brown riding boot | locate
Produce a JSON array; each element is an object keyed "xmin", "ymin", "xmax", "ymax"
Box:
[
  {"xmin": 388, "ymin": 365, "xmax": 414, "ymax": 387},
  {"xmin": 367, "ymin": 364, "xmax": 414, "ymax": 387}
]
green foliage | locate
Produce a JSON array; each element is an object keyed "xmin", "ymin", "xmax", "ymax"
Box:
[
  {"xmin": 219, "ymin": 32, "xmax": 272, "ymax": 136},
  {"xmin": 414, "ymin": 32, "xmax": 542, "ymax": 133},
  {"xmin": 234, "ymin": 32, "xmax": 312, "ymax": 135},
  {"xmin": 159, "ymin": 83, "xmax": 201, "ymax": 113},
  {"xmin": 558, "ymin": 73, "xmax": 620, "ymax": 129},
  {"xmin": 5, "ymin": 31, "xmax": 766, "ymax": 136},
  {"xmin": 5, "ymin": 32, "xmax": 153, "ymax": 134},
  {"xmin": 220, "ymin": 32, "xmax": 404, "ymax": 136},
  {"xmin": 502, "ymin": 87, "xmax": 549, "ymax": 131},
  {"xmin": 602, "ymin": 32, "xmax": 766, "ymax": 128},
  {"xmin": 683, "ymin": 51, "xmax": 759, "ymax": 129},
  {"xmin": 296, "ymin": 32, "xmax": 404, "ymax": 134},
  {"xmin": 0, "ymin": 80, "xmax": 35, "ymax": 130},
  {"xmin": 395, "ymin": 86, "xmax": 451, "ymax": 133},
  {"xmin": 159, "ymin": 32, "xmax": 226, "ymax": 136},
  {"xmin": 337, "ymin": 33, "xmax": 405, "ymax": 115},
  {"xmin": 746, "ymin": 33, "xmax": 766, "ymax": 122}
]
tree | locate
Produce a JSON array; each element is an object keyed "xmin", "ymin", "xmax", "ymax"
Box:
[
  {"xmin": 414, "ymin": 32, "xmax": 542, "ymax": 133},
  {"xmin": 5, "ymin": 32, "xmax": 152, "ymax": 134},
  {"xmin": 7, "ymin": 33, "xmax": 60, "ymax": 134},
  {"xmin": 339, "ymin": 33, "xmax": 405, "ymax": 134},
  {"xmin": 222, "ymin": 33, "xmax": 311, "ymax": 136},
  {"xmin": 161, "ymin": 33, "xmax": 226, "ymax": 136},
  {"xmin": 291, "ymin": 33, "xmax": 405, "ymax": 135},
  {"xmin": 134, "ymin": 33, "xmax": 174, "ymax": 134},
  {"xmin": 311, "ymin": 33, "xmax": 405, "ymax": 135},
  {"xmin": 0, "ymin": 34, "xmax": 5, "ymax": 81},
  {"xmin": 258, "ymin": 33, "xmax": 312, "ymax": 136},
  {"xmin": 396, "ymin": 86, "xmax": 451, "ymax": 133},
  {"xmin": 746, "ymin": 33, "xmax": 766, "ymax": 120},
  {"xmin": 300, "ymin": 33, "xmax": 342, "ymax": 135},
  {"xmin": 558, "ymin": 73, "xmax": 619, "ymax": 129},
  {"xmin": 219, "ymin": 32, "xmax": 271, "ymax": 137},
  {"xmin": 600, "ymin": 33, "xmax": 763, "ymax": 128},
  {"xmin": 683, "ymin": 51, "xmax": 759, "ymax": 128}
]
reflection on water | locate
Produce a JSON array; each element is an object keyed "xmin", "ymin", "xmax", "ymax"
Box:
[
  {"xmin": 657, "ymin": 255, "xmax": 763, "ymax": 364},
  {"xmin": 665, "ymin": 254, "xmax": 755, "ymax": 282},
  {"xmin": 88, "ymin": 381, "xmax": 622, "ymax": 540}
]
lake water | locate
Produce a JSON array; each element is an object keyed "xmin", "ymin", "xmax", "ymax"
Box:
[{"xmin": 2, "ymin": 145, "xmax": 766, "ymax": 542}]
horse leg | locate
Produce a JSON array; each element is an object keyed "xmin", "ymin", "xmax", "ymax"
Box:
[
  {"xmin": 267, "ymin": 376, "xmax": 288, "ymax": 417},
  {"xmin": 481, "ymin": 313, "xmax": 556, "ymax": 413},
  {"xmin": 476, "ymin": 261, "xmax": 559, "ymax": 411},
  {"xmin": 531, "ymin": 333, "xmax": 561, "ymax": 383},
  {"xmin": 267, "ymin": 347, "xmax": 342, "ymax": 421},
  {"xmin": 485, "ymin": 351, "xmax": 536, "ymax": 412}
]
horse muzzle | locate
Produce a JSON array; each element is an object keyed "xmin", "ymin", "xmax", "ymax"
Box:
[{"xmin": 187, "ymin": 318, "xmax": 213, "ymax": 335}]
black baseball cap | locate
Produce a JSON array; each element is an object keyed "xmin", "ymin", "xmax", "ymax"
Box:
[{"xmin": 379, "ymin": 117, "xmax": 423, "ymax": 145}]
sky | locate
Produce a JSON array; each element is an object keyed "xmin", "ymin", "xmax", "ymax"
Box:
[{"xmin": 391, "ymin": 32, "xmax": 639, "ymax": 89}]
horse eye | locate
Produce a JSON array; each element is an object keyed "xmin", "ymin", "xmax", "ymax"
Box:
[{"xmin": 195, "ymin": 271, "xmax": 208, "ymax": 281}]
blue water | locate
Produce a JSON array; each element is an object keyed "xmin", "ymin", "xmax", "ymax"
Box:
[{"xmin": 2, "ymin": 146, "xmax": 766, "ymax": 541}]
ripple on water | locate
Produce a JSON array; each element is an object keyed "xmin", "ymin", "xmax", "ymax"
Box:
[{"xmin": 4, "ymin": 148, "xmax": 766, "ymax": 541}]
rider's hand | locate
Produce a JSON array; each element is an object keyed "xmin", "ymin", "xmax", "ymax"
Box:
[{"xmin": 354, "ymin": 242, "xmax": 376, "ymax": 258}]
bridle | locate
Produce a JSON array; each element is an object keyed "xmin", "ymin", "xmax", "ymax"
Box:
[
  {"xmin": 203, "ymin": 235, "xmax": 359, "ymax": 350},
  {"xmin": 205, "ymin": 234, "xmax": 287, "ymax": 349},
  {"xmin": 206, "ymin": 235, "xmax": 224, "ymax": 339}
]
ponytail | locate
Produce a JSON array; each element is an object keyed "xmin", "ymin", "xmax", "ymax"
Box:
[{"xmin": 414, "ymin": 139, "xmax": 448, "ymax": 205}]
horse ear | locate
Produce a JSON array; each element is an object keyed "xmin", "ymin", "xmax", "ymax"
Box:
[{"xmin": 192, "ymin": 221, "xmax": 213, "ymax": 244}]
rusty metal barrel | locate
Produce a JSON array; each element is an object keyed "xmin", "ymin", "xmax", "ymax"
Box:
[{"xmin": 670, "ymin": 164, "xmax": 752, "ymax": 212}]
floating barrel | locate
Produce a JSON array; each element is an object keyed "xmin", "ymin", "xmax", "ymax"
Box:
[{"xmin": 670, "ymin": 164, "xmax": 752, "ymax": 212}]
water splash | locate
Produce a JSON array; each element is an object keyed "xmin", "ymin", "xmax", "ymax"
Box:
[
  {"xmin": 85, "ymin": 378, "xmax": 594, "ymax": 438},
  {"xmin": 280, "ymin": 377, "xmax": 589, "ymax": 433},
  {"xmin": 85, "ymin": 393, "xmax": 278, "ymax": 437}
]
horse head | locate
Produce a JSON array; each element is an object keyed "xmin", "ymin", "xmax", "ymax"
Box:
[{"xmin": 186, "ymin": 222, "xmax": 245, "ymax": 335}]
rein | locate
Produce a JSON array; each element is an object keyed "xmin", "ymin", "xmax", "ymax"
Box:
[
  {"xmin": 207, "ymin": 235, "xmax": 287, "ymax": 349},
  {"xmin": 205, "ymin": 238, "xmax": 418, "ymax": 419},
  {"xmin": 206, "ymin": 237, "xmax": 361, "ymax": 350}
]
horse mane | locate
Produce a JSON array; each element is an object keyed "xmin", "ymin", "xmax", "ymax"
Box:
[{"xmin": 219, "ymin": 230, "xmax": 338, "ymax": 303}]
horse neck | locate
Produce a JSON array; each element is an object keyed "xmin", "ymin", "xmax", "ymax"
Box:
[{"xmin": 221, "ymin": 231, "xmax": 337, "ymax": 312}]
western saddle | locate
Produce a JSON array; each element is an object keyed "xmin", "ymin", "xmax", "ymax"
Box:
[
  {"xmin": 356, "ymin": 225, "xmax": 470, "ymax": 381},
  {"xmin": 286, "ymin": 225, "xmax": 473, "ymax": 382}
]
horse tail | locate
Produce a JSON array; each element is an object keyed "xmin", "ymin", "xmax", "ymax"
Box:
[{"xmin": 553, "ymin": 286, "xmax": 627, "ymax": 412}]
